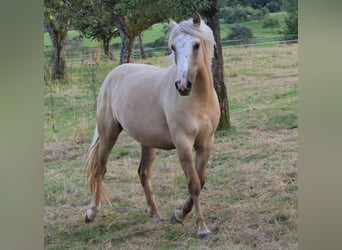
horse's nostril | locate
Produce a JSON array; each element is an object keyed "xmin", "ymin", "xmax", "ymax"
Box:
[
  {"xmin": 187, "ymin": 81, "xmax": 192, "ymax": 88},
  {"xmin": 175, "ymin": 80, "xmax": 180, "ymax": 90}
]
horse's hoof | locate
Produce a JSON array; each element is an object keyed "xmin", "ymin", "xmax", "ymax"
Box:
[
  {"xmin": 152, "ymin": 213, "xmax": 165, "ymax": 221},
  {"xmin": 170, "ymin": 213, "xmax": 179, "ymax": 224},
  {"xmin": 198, "ymin": 226, "xmax": 211, "ymax": 240},
  {"xmin": 198, "ymin": 231, "xmax": 211, "ymax": 240},
  {"xmin": 170, "ymin": 212, "xmax": 183, "ymax": 225},
  {"xmin": 85, "ymin": 214, "xmax": 93, "ymax": 223},
  {"xmin": 85, "ymin": 209, "xmax": 96, "ymax": 223}
]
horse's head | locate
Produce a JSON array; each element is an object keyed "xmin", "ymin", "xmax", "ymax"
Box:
[{"xmin": 168, "ymin": 12, "xmax": 215, "ymax": 96}]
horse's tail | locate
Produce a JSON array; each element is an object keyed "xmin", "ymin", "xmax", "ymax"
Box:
[{"xmin": 84, "ymin": 127, "xmax": 111, "ymax": 205}]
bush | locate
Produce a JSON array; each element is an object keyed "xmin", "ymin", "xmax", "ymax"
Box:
[
  {"xmin": 266, "ymin": 1, "xmax": 283, "ymax": 12},
  {"xmin": 146, "ymin": 37, "xmax": 168, "ymax": 48},
  {"xmin": 282, "ymin": 0, "xmax": 298, "ymax": 41},
  {"xmin": 283, "ymin": 13, "xmax": 298, "ymax": 40},
  {"xmin": 251, "ymin": 7, "xmax": 270, "ymax": 20},
  {"xmin": 221, "ymin": 5, "xmax": 248, "ymax": 24},
  {"xmin": 227, "ymin": 25, "xmax": 253, "ymax": 44},
  {"xmin": 244, "ymin": 6, "xmax": 255, "ymax": 17},
  {"xmin": 262, "ymin": 16, "xmax": 280, "ymax": 29},
  {"xmin": 221, "ymin": 5, "xmax": 269, "ymax": 24}
]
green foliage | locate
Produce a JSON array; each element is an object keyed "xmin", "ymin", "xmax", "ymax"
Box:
[
  {"xmin": 262, "ymin": 16, "xmax": 280, "ymax": 29},
  {"xmin": 251, "ymin": 6, "xmax": 270, "ymax": 20},
  {"xmin": 227, "ymin": 25, "xmax": 253, "ymax": 44},
  {"xmin": 220, "ymin": 5, "xmax": 269, "ymax": 24},
  {"xmin": 73, "ymin": 0, "xmax": 118, "ymax": 42},
  {"xmin": 222, "ymin": 13, "xmax": 285, "ymax": 43},
  {"xmin": 282, "ymin": 0, "xmax": 298, "ymax": 40},
  {"xmin": 221, "ymin": 5, "xmax": 248, "ymax": 23},
  {"xmin": 221, "ymin": 0, "xmax": 283, "ymax": 11},
  {"xmin": 115, "ymin": 0, "xmax": 210, "ymax": 23},
  {"xmin": 266, "ymin": 0, "xmax": 284, "ymax": 12},
  {"xmin": 44, "ymin": 12, "xmax": 288, "ymax": 65},
  {"xmin": 44, "ymin": 0, "xmax": 79, "ymax": 79},
  {"xmin": 44, "ymin": 0, "xmax": 74, "ymax": 27}
]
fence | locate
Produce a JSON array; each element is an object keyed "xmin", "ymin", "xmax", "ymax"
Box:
[{"xmin": 44, "ymin": 34, "xmax": 298, "ymax": 67}]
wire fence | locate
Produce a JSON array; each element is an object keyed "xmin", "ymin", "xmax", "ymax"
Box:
[{"xmin": 44, "ymin": 34, "xmax": 298, "ymax": 67}]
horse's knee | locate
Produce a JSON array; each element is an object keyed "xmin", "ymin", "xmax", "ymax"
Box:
[{"xmin": 188, "ymin": 179, "xmax": 201, "ymax": 197}]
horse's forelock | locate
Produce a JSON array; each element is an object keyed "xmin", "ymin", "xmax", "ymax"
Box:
[{"xmin": 168, "ymin": 19, "xmax": 215, "ymax": 62}]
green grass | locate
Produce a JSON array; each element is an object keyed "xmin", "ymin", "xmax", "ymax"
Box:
[
  {"xmin": 143, "ymin": 23, "xmax": 168, "ymax": 44},
  {"xmin": 44, "ymin": 43, "xmax": 298, "ymax": 249}
]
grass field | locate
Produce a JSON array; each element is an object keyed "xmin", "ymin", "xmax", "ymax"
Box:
[{"xmin": 44, "ymin": 43, "xmax": 298, "ymax": 249}]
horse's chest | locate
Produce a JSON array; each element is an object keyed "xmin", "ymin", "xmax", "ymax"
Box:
[
  {"xmin": 178, "ymin": 112, "xmax": 215, "ymax": 140},
  {"xmin": 196, "ymin": 114, "xmax": 215, "ymax": 135}
]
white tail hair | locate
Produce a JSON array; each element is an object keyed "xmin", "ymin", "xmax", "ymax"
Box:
[{"xmin": 83, "ymin": 126, "xmax": 111, "ymax": 204}]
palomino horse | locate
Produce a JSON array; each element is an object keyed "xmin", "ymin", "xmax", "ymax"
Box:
[{"xmin": 84, "ymin": 12, "xmax": 220, "ymax": 239}]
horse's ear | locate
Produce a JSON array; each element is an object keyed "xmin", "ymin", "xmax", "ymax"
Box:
[
  {"xmin": 193, "ymin": 12, "xmax": 201, "ymax": 26},
  {"xmin": 169, "ymin": 18, "xmax": 178, "ymax": 31}
]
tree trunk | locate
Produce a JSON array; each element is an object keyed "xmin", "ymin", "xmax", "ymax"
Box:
[
  {"xmin": 138, "ymin": 32, "xmax": 146, "ymax": 59},
  {"xmin": 116, "ymin": 15, "xmax": 135, "ymax": 64},
  {"xmin": 118, "ymin": 30, "xmax": 135, "ymax": 64},
  {"xmin": 47, "ymin": 26, "xmax": 67, "ymax": 80},
  {"xmin": 127, "ymin": 37, "xmax": 135, "ymax": 63},
  {"xmin": 103, "ymin": 37, "xmax": 115, "ymax": 61},
  {"xmin": 203, "ymin": 0, "xmax": 230, "ymax": 130}
]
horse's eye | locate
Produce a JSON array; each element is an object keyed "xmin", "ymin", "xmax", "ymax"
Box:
[{"xmin": 193, "ymin": 42, "xmax": 200, "ymax": 50}]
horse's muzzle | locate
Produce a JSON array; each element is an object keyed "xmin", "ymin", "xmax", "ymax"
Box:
[{"xmin": 175, "ymin": 80, "xmax": 192, "ymax": 96}]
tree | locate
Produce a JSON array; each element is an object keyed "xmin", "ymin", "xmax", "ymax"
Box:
[
  {"xmin": 138, "ymin": 33, "xmax": 146, "ymax": 59},
  {"xmin": 112, "ymin": 0, "xmax": 167, "ymax": 63},
  {"xmin": 282, "ymin": 0, "xmax": 298, "ymax": 41},
  {"xmin": 74, "ymin": 0, "xmax": 118, "ymax": 61},
  {"xmin": 222, "ymin": 0, "xmax": 283, "ymax": 12},
  {"xmin": 227, "ymin": 25, "xmax": 254, "ymax": 44},
  {"xmin": 114, "ymin": 9, "xmax": 160, "ymax": 63},
  {"xmin": 44, "ymin": 0, "xmax": 72, "ymax": 80},
  {"xmin": 114, "ymin": 0, "xmax": 211, "ymax": 64},
  {"xmin": 44, "ymin": 0, "xmax": 87, "ymax": 79},
  {"xmin": 202, "ymin": 0, "xmax": 230, "ymax": 129}
]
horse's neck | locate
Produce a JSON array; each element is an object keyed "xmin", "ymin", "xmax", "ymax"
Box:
[{"xmin": 193, "ymin": 63, "xmax": 215, "ymax": 99}]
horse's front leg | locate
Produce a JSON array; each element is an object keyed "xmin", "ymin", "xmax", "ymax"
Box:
[{"xmin": 171, "ymin": 139, "xmax": 211, "ymax": 239}]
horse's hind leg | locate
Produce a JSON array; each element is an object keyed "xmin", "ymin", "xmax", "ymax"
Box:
[
  {"xmin": 85, "ymin": 122, "xmax": 122, "ymax": 223},
  {"xmin": 138, "ymin": 145, "xmax": 163, "ymax": 220}
]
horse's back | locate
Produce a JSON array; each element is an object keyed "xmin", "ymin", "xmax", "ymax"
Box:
[{"xmin": 108, "ymin": 63, "xmax": 167, "ymax": 83}]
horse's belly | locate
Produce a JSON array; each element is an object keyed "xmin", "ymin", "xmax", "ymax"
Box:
[
  {"xmin": 107, "ymin": 63, "xmax": 176, "ymax": 149},
  {"xmin": 125, "ymin": 126, "xmax": 175, "ymax": 150},
  {"xmin": 115, "ymin": 103, "xmax": 174, "ymax": 149}
]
